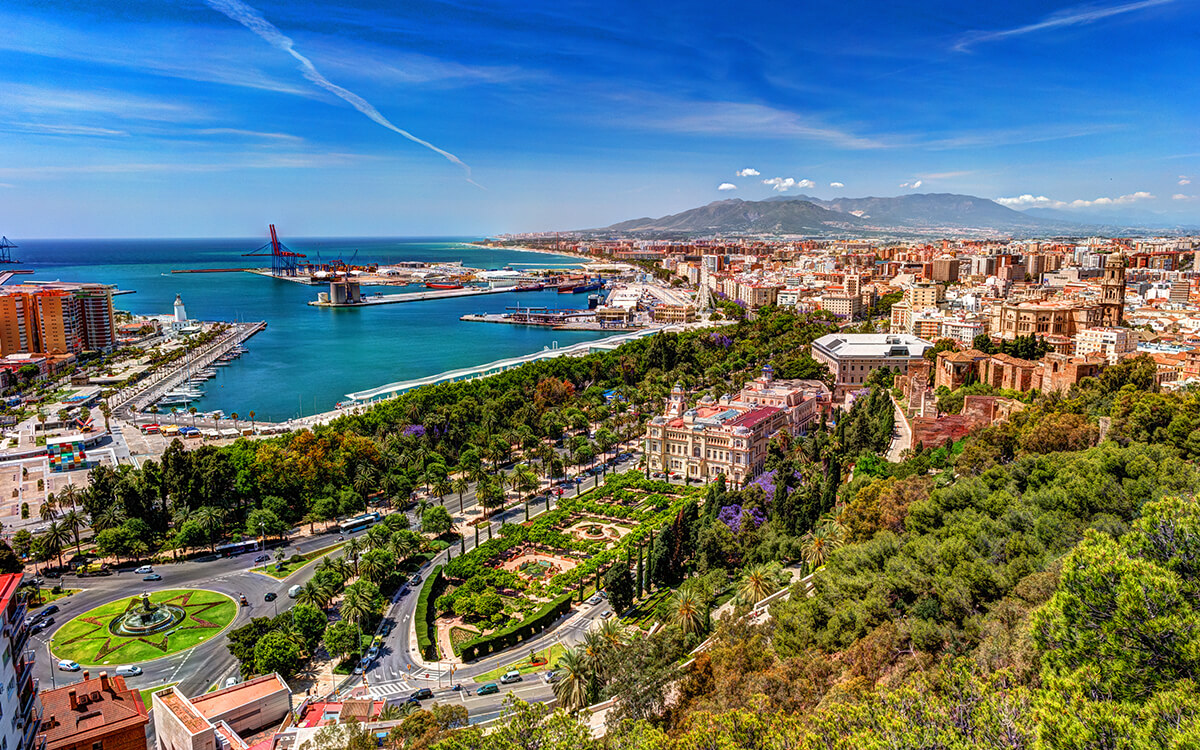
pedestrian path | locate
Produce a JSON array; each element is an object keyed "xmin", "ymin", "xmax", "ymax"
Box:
[{"xmin": 364, "ymin": 680, "xmax": 415, "ymax": 700}]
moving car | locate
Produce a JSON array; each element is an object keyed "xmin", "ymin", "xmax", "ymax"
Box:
[
  {"xmin": 408, "ymin": 688, "xmax": 433, "ymax": 702},
  {"xmin": 380, "ymin": 622, "xmax": 394, "ymax": 637},
  {"xmin": 366, "ymin": 644, "xmax": 380, "ymax": 660},
  {"xmin": 57, "ymin": 660, "xmax": 80, "ymax": 672},
  {"xmin": 31, "ymin": 617, "xmax": 53, "ymax": 634},
  {"xmin": 143, "ymin": 574, "xmax": 162, "ymax": 582},
  {"xmin": 475, "ymin": 683, "xmax": 500, "ymax": 695},
  {"xmin": 353, "ymin": 658, "xmax": 370, "ymax": 675},
  {"xmin": 115, "ymin": 665, "xmax": 142, "ymax": 677},
  {"xmin": 586, "ymin": 594, "xmax": 602, "ymax": 606},
  {"xmin": 288, "ymin": 585, "xmax": 302, "ymax": 598},
  {"xmin": 134, "ymin": 565, "xmax": 154, "ymax": 574},
  {"xmin": 499, "ymin": 669, "xmax": 523, "ymax": 684},
  {"xmin": 264, "ymin": 592, "xmax": 277, "ymax": 602},
  {"xmin": 254, "ymin": 554, "xmax": 271, "ymax": 563},
  {"xmin": 543, "ymin": 671, "xmax": 562, "ymax": 684},
  {"xmin": 410, "ymin": 574, "xmax": 422, "ymax": 586}
]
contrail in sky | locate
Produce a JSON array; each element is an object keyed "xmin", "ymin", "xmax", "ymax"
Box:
[{"xmin": 201, "ymin": 0, "xmax": 479, "ymax": 186}]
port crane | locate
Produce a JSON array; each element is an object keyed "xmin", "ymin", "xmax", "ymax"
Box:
[
  {"xmin": 0, "ymin": 237, "xmax": 18, "ymax": 264},
  {"xmin": 242, "ymin": 224, "xmax": 306, "ymax": 277}
]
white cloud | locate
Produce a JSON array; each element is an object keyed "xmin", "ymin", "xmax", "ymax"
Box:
[
  {"xmin": 830, "ymin": 181, "xmax": 844, "ymax": 188},
  {"xmin": 763, "ymin": 177, "xmax": 796, "ymax": 192},
  {"xmin": 736, "ymin": 168, "xmax": 760, "ymax": 177},
  {"xmin": 1173, "ymin": 194, "xmax": 1195, "ymax": 201},
  {"xmin": 996, "ymin": 191, "xmax": 1156, "ymax": 209},
  {"xmin": 797, "ymin": 179, "xmax": 815, "ymax": 189},
  {"xmin": 1180, "ymin": 176, "xmax": 1192, "ymax": 185},
  {"xmin": 954, "ymin": 0, "xmax": 1174, "ymax": 52},
  {"xmin": 717, "ymin": 183, "xmax": 737, "ymax": 191},
  {"xmin": 899, "ymin": 180, "xmax": 923, "ymax": 189}
]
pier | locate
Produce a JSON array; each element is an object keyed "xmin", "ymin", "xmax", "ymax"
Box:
[
  {"xmin": 308, "ymin": 286, "xmax": 517, "ymax": 307},
  {"xmin": 342, "ymin": 326, "xmax": 680, "ymax": 403},
  {"xmin": 111, "ymin": 321, "xmax": 267, "ymax": 419}
]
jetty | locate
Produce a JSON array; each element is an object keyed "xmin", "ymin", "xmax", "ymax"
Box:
[{"xmin": 308, "ymin": 286, "xmax": 516, "ymax": 307}]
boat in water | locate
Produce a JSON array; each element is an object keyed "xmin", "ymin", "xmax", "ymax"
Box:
[
  {"xmin": 512, "ymin": 283, "xmax": 545, "ymax": 292},
  {"xmin": 558, "ymin": 279, "xmax": 603, "ymax": 294},
  {"xmin": 425, "ymin": 282, "xmax": 464, "ymax": 290}
]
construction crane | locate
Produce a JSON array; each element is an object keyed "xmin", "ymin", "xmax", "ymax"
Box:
[
  {"xmin": 241, "ymin": 225, "xmax": 306, "ymax": 277},
  {"xmin": 0, "ymin": 237, "xmax": 18, "ymax": 264}
]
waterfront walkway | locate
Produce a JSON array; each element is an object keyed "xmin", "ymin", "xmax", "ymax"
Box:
[
  {"xmin": 308, "ymin": 286, "xmax": 515, "ymax": 307},
  {"xmin": 343, "ymin": 325, "xmax": 681, "ymax": 403}
]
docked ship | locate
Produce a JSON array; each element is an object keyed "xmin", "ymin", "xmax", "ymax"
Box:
[
  {"xmin": 425, "ymin": 282, "xmax": 464, "ymax": 290},
  {"xmin": 512, "ymin": 283, "xmax": 545, "ymax": 292},
  {"xmin": 558, "ymin": 278, "xmax": 603, "ymax": 294}
]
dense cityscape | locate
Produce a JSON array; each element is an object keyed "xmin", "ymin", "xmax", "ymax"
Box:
[{"xmin": 5, "ymin": 0, "xmax": 1200, "ymax": 747}]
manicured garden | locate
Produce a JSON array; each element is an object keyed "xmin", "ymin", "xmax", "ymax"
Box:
[
  {"xmin": 432, "ymin": 472, "xmax": 699, "ymax": 661},
  {"xmin": 474, "ymin": 643, "xmax": 566, "ymax": 682},
  {"xmin": 50, "ymin": 589, "xmax": 236, "ymax": 665}
]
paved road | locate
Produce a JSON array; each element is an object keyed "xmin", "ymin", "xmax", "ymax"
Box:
[{"xmin": 886, "ymin": 396, "xmax": 911, "ymax": 462}]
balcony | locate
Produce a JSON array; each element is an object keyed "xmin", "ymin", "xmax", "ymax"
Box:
[
  {"xmin": 7, "ymin": 620, "xmax": 28, "ymax": 654},
  {"xmin": 17, "ymin": 677, "xmax": 37, "ymax": 719},
  {"xmin": 19, "ymin": 716, "xmax": 44, "ymax": 750}
]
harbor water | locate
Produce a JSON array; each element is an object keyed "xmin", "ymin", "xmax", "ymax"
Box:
[{"xmin": 14, "ymin": 237, "xmax": 603, "ymax": 421}]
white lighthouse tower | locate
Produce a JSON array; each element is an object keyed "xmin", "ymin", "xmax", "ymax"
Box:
[{"xmin": 173, "ymin": 294, "xmax": 188, "ymax": 325}]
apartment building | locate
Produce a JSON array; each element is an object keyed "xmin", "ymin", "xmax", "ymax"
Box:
[
  {"xmin": 0, "ymin": 284, "xmax": 116, "ymax": 356},
  {"xmin": 1075, "ymin": 327, "xmax": 1135, "ymax": 364},
  {"xmin": 37, "ymin": 671, "xmax": 147, "ymax": 750},
  {"xmin": 0, "ymin": 574, "xmax": 41, "ymax": 750}
]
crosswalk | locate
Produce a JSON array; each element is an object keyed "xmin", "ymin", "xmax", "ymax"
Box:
[
  {"xmin": 370, "ymin": 665, "xmax": 451, "ymax": 683},
  {"xmin": 364, "ymin": 680, "xmax": 415, "ymax": 700}
]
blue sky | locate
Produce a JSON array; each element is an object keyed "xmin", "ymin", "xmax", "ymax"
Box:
[{"xmin": 2, "ymin": 0, "xmax": 1198, "ymax": 237}]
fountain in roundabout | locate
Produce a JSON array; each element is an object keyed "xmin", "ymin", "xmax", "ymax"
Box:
[{"xmin": 108, "ymin": 592, "xmax": 186, "ymax": 637}]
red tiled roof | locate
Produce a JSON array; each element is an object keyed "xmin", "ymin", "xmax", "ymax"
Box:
[
  {"xmin": 38, "ymin": 674, "xmax": 149, "ymax": 750},
  {"xmin": 728, "ymin": 406, "xmax": 781, "ymax": 430}
]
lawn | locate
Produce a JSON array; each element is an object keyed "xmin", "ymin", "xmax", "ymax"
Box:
[
  {"xmin": 473, "ymin": 643, "xmax": 566, "ymax": 683},
  {"xmin": 251, "ymin": 542, "xmax": 344, "ymax": 580},
  {"xmin": 141, "ymin": 683, "xmax": 178, "ymax": 710},
  {"xmin": 50, "ymin": 589, "xmax": 236, "ymax": 666},
  {"xmin": 30, "ymin": 588, "xmax": 81, "ymax": 607}
]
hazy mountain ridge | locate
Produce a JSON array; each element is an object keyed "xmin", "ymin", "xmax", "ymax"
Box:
[{"xmin": 595, "ymin": 193, "xmax": 1097, "ymax": 236}]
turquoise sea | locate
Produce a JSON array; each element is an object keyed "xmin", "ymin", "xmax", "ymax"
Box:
[{"xmin": 13, "ymin": 237, "xmax": 602, "ymax": 421}]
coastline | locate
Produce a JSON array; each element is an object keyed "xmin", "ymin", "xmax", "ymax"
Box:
[{"xmin": 468, "ymin": 241, "xmax": 595, "ymax": 264}]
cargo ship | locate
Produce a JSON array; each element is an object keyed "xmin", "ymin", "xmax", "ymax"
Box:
[
  {"xmin": 558, "ymin": 279, "xmax": 603, "ymax": 294},
  {"xmin": 425, "ymin": 282, "xmax": 465, "ymax": 290},
  {"xmin": 512, "ymin": 283, "xmax": 545, "ymax": 292}
]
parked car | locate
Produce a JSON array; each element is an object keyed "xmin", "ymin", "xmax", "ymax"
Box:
[
  {"xmin": 408, "ymin": 688, "xmax": 433, "ymax": 701},
  {"xmin": 288, "ymin": 585, "xmax": 302, "ymax": 598},
  {"xmin": 499, "ymin": 669, "xmax": 523, "ymax": 684},
  {"xmin": 366, "ymin": 645, "xmax": 380, "ymax": 660},
  {"xmin": 543, "ymin": 671, "xmax": 562, "ymax": 684},
  {"xmin": 38, "ymin": 605, "xmax": 59, "ymax": 619},
  {"xmin": 254, "ymin": 554, "xmax": 271, "ymax": 563},
  {"xmin": 225, "ymin": 676, "xmax": 239, "ymax": 688},
  {"xmin": 143, "ymin": 573, "xmax": 162, "ymax": 582},
  {"xmin": 410, "ymin": 574, "xmax": 422, "ymax": 586},
  {"xmin": 586, "ymin": 594, "xmax": 602, "ymax": 606},
  {"xmin": 31, "ymin": 618, "xmax": 53, "ymax": 634},
  {"xmin": 600, "ymin": 611, "xmax": 613, "ymax": 620},
  {"xmin": 264, "ymin": 592, "xmax": 277, "ymax": 602},
  {"xmin": 134, "ymin": 565, "xmax": 153, "ymax": 574},
  {"xmin": 380, "ymin": 622, "xmax": 394, "ymax": 637},
  {"xmin": 475, "ymin": 683, "xmax": 500, "ymax": 695},
  {"xmin": 353, "ymin": 658, "xmax": 371, "ymax": 675},
  {"xmin": 56, "ymin": 660, "xmax": 80, "ymax": 672},
  {"xmin": 115, "ymin": 665, "xmax": 142, "ymax": 677}
]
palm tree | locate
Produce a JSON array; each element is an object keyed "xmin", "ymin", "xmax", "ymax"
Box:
[
  {"xmin": 596, "ymin": 616, "xmax": 627, "ymax": 648},
  {"xmin": 58, "ymin": 483, "xmax": 79, "ymax": 510},
  {"xmin": 332, "ymin": 556, "xmax": 354, "ymax": 583},
  {"xmin": 432, "ymin": 477, "xmax": 452, "ymax": 508},
  {"xmin": 365, "ymin": 525, "xmax": 390, "ymax": 551},
  {"xmin": 99, "ymin": 400, "xmax": 112, "ymax": 433},
  {"xmin": 344, "ymin": 536, "xmax": 364, "ymax": 567},
  {"xmin": 671, "ymin": 589, "xmax": 705, "ymax": 636},
  {"xmin": 552, "ymin": 648, "xmax": 592, "ymax": 712},
  {"xmin": 92, "ymin": 503, "xmax": 125, "ymax": 532},
  {"xmin": 129, "ymin": 540, "xmax": 150, "ymax": 562},
  {"xmin": 298, "ymin": 579, "xmax": 332, "ymax": 609},
  {"xmin": 248, "ymin": 410, "xmax": 256, "ymax": 433},
  {"xmin": 359, "ymin": 550, "xmax": 392, "ymax": 584},
  {"xmin": 801, "ymin": 524, "xmax": 843, "ymax": 569},
  {"xmin": 230, "ymin": 412, "xmax": 239, "ymax": 433},
  {"xmin": 39, "ymin": 495, "xmax": 57, "ymax": 522},
  {"xmin": 188, "ymin": 406, "xmax": 198, "ymax": 428},
  {"xmin": 452, "ymin": 476, "xmax": 469, "ymax": 514},
  {"xmin": 62, "ymin": 509, "xmax": 86, "ymax": 554},
  {"xmin": 737, "ymin": 562, "xmax": 781, "ymax": 606},
  {"xmin": 388, "ymin": 532, "xmax": 419, "ymax": 563},
  {"xmin": 44, "ymin": 521, "xmax": 72, "ymax": 569},
  {"xmin": 36, "ymin": 410, "xmax": 47, "ymax": 436},
  {"xmin": 339, "ymin": 588, "xmax": 373, "ymax": 656},
  {"xmin": 194, "ymin": 506, "xmax": 225, "ymax": 550},
  {"xmin": 353, "ymin": 465, "xmax": 376, "ymax": 498}
]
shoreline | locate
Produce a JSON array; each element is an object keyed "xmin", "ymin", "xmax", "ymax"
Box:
[{"xmin": 468, "ymin": 242, "xmax": 595, "ymax": 264}]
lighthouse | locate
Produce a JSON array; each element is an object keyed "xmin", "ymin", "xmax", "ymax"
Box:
[{"xmin": 173, "ymin": 294, "xmax": 188, "ymax": 324}]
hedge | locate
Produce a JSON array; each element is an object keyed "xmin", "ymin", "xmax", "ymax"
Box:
[
  {"xmin": 416, "ymin": 565, "xmax": 444, "ymax": 661},
  {"xmin": 458, "ymin": 592, "xmax": 573, "ymax": 663}
]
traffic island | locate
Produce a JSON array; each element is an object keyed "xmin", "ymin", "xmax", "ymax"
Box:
[{"xmin": 50, "ymin": 589, "xmax": 237, "ymax": 666}]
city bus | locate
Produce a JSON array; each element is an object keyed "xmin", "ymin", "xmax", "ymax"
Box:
[
  {"xmin": 336, "ymin": 512, "xmax": 381, "ymax": 535},
  {"xmin": 214, "ymin": 540, "xmax": 258, "ymax": 557}
]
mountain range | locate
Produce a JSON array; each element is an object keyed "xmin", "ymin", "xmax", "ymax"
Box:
[{"xmin": 593, "ymin": 193, "xmax": 1094, "ymax": 237}]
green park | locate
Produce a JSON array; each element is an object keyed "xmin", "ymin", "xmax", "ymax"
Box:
[{"xmin": 50, "ymin": 589, "xmax": 236, "ymax": 666}]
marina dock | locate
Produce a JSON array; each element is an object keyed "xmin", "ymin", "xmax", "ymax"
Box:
[{"xmin": 308, "ymin": 286, "xmax": 516, "ymax": 307}]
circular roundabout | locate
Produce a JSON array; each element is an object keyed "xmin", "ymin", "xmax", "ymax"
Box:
[{"xmin": 50, "ymin": 590, "xmax": 237, "ymax": 666}]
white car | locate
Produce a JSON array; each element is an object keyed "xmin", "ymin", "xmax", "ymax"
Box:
[
  {"xmin": 115, "ymin": 665, "xmax": 142, "ymax": 677},
  {"xmin": 56, "ymin": 660, "xmax": 80, "ymax": 672},
  {"xmin": 134, "ymin": 565, "xmax": 154, "ymax": 575}
]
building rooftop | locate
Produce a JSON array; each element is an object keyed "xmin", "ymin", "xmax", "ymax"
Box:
[
  {"xmin": 813, "ymin": 333, "xmax": 933, "ymax": 358},
  {"xmin": 158, "ymin": 688, "xmax": 211, "ymax": 734},
  {"xmin": 728, "ymin": 406, "xmax": 781, "ymax": 430},
  {"xmin": 190, "ymin": 673, "xmax": 290, "ymax": 719},
  {"xmin": 0, "ymin": 572, "xmax": 22, "ymax": 613},
  {"xmin": 38, "ymin": 673, "xmax": 149, "ymax": 750}
]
